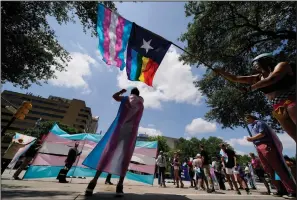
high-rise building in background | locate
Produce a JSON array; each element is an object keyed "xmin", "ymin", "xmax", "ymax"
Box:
[
  {"xmin": 1, "ymin": 90, "xmax": 96, "ymax": 133},
  {"xmin": 89, "ymin": 116, "xmax": 99, "ymax": 133}
]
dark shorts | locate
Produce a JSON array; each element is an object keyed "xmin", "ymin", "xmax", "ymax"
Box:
[
  {"xmin": 254, "ymin": 168, "xmax": 265, "ymax": 178},
  {"xmin": 195, "ymin": 169, "xmax": 205, "ymax": 180},
  {"xmin": 189, "ymin": 170, "xmax": 195, "ymax": 178}
]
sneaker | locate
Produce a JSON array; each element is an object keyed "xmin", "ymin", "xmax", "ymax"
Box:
[
  {"xmin": 59, "ymin": 180, "xmax": 69, "ymax": 183},
  {"xmin": 163, "ymin": 183, "xmax": 166, "ymax": 188},
  {"xmin": 273, "ymin": 192, "xmax": 284, "ymax": 197},
  {"xmin": 285, "ymin": 193, "xmax": 296, "ymax": 199},
  {"xmin": 116, "ymin": 185, "xmax": 124, "ymax": 197},
  {"xmin": 195, "ymin": 187, "xmax": 198, "ymax": 190},
  {"xmin": 207, "ymin": 189, "xmax": 213, "ymax": 193},
  {"xmin": 236, "ymin": 190, "xmax": 241, "ymax": 195},
  {"xmin": 105, "ymin": 181, "xmax": 114, "ymax": 185}
]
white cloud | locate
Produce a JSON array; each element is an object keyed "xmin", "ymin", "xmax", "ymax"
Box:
[
  {"xmin": 235, "ymin": 150, "xmax": 246, "ymax": 156},
  {"xmin": 226, "ymin": 136, "xmax": 253, "ymax": 147},
  {"xmin": 225, "ymin": 133, "xmax": 295, "ymax": 154},
  {"xmin": 185, "ymin": 118, "xmax": 217, "ymax": 136},
  {"xmin": 117, "ymin": 46, "xmax": 203, "ymax": 109},
  {"xmin": 138, "ymin": 126, "xmax": 163, "ymax": 137},
  {"xmin": 49, "ymin": 52, "xmax": 96, "ymax": 94},
  {"xmin": 70, "ymin": 41, "xmax": 87, "ymax": 53},
  {"xmin": 278, "ymin": 134, "xmax": 296, "ymax": 151}
]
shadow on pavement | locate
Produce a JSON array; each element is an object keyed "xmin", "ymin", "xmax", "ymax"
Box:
[
  {"xmin": 78, "ymin": 193, "xmax": 193, "ymax": 200},
  {"xmin": 2, "ymin": 184, "xmax": 31, "ymax": 189},
  {"xmin": 2, "ymin": 190, "xmax": 76, "ymax": 198}
]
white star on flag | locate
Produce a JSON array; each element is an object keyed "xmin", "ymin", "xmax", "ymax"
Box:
[{"xmin": 141, "ymin": 39, "xmax": 154, "ymax": 54}]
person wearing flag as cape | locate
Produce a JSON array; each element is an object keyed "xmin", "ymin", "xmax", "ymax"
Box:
[
  {"xmin": 83, "ymin": 88, "xmax": 144, "ymax": 196},
  {"xmin": 213, "ymin": 53, "xmax": 296, "ymax": 143},
  {"xmin": 245, "ymin": 114, "xmax": 296, "ymax": 198}
]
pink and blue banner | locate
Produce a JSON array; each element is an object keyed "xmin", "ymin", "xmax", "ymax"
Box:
[
  {"xmin": 23, "ymin": 124, "xmax": 157, "ymax": 185},
  {"xmin": 97, "ymin": 3, "xmax": 132, "ymax": 70},
  {"xmin": 8, "ymin": 133, "xmax": 36, "ymax": 169}
]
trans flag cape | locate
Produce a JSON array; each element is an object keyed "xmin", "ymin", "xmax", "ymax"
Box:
[
  {"xmin": 83, "ymin": 94, "xmax": 144, "ymax": 177},
  {"xmin": 23, "ymin": 123, "xmax": 158, "ymax": 185}
]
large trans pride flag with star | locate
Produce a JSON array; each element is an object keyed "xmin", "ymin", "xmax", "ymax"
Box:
[
  {"xmin": 23, "ymin": 124, "xmax": 158, "ymax": 185},
  {"xmin": 97, "ymin": 4, "xmax": 172, "ymax": 86}
]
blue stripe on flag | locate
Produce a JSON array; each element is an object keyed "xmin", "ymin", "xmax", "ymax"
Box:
[
  {"xmin": 50, "ymin": 124, "xmax": 67, "ymax": 135},
  {"xmin": 119, "ymin": 20, "xmax": 133, "ymax": 71},
  {"xmin": 130, "ymin": 49, "xmax": 138, "ymax": 80},
  {"xmin": 24, "ymin": 166, "xmax": 154, "ymax": 185},
  {"xmin": 135, "ymin": 141, "xmax": 158, "ymax": 149},
  {"xmin": 97, "ymin": 4, "xmax": 105, "ymax": 61}
]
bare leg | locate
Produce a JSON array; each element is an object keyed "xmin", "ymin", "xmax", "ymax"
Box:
[
  {"xmin": 174, "ymin": 169, "xmax": 179, "ymax": 188},
  {"xmin": 85, "ymin": 170, "xmax": 102, "ymax": 196},
  {"xmin": 287, "ymin": 104, "xmax": 296, "ymax": 125},
  {"xmin": 230, "ymin": 174, "xmax": 241, "ymax": 194},
  {"xmin": 237, "ymin": 175, "xmax": 250, "ymax": 194},
  {"xmin": 274, "ymin": 107, "xmax": 296, "ymax": 143},
  {"xmin": 260, "ymin": 177, "xmax": 271, "ymax": 194},
  {"xmin": 224, "ymin": 170, "xmax": 234, "ymax": 190}
]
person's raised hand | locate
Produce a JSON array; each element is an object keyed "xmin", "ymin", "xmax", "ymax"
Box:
[
  {"xmin": 120, "ymin": 89, "xmax": 127, "ymax": 93},
  {"xmin": 246, "ymin": 137, "xmax": 253, "ymax": 142}
]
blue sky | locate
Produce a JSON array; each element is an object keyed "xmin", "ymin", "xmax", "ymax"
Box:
[{"xmin": 2, "ymin": 2, "xmax": 295, "ymax": 156}]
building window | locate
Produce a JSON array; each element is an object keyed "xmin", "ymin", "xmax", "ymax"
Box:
[
  {"xmin": 78, "ymin": 114, "xmax": 89, "ymax": 119},
  {"xmin": 30, "ymin": 110, "xmax": 64, "ymax": 119},
  {"xmin": 34, "ymin": 105, "xmax": 67, "ymax": 113},
  {"xmin": 76, "ymin": 119, "xmax": 86, "ymax": 123}
]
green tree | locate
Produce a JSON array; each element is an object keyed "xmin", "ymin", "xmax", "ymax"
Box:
[
  {"xmin": 175, "ymin": 136, "xmax": 226, "ymax": 162},
  {"xmin": 24, "ymin": 121, "xmax": 78, "ymax": 139},
  {"xmin": 147, "ymin": 136, "xmax": 170, "ymax": 153},
  {"xmin": 2, "ymin": 1, "xmax": 116, "ymax": 88},
  {"xmin": 236, "ymin": 154, "xmax": 251, "ymax": 166},
  {"xmin": 179, "ymin": 2, "xmax": 296, "ymax": 131}
]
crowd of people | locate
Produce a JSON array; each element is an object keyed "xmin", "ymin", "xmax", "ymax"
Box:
[
  {"xmin": 155, "ymin": 114, "xmax": 296, "ymax": 198},
  {"xmin": 156, "ymin": 140, "xmax": 296, "ymax": 198},
  {"xmin": 1, "ymin": 53, "xmax": 296, "ymax": 198}
]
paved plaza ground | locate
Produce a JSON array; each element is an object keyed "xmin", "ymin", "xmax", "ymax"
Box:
[{"xmin": 1, "ymin": 170, "xmax": 294, "ymax": 200}]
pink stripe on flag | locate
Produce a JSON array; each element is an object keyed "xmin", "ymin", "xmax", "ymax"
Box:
[
  {"xmin": 103, "ymin": 8, "xmax": 112, "ymax": 63},
  {"xmin": 46, "ymin": 132, "xmax": 69, "ymax": 143},
  {"xmin": 32, "ymin": 153, "xmax": 87, "ymax": 168},
  {"xmin": 114, "ymin": 16, "xmax": 125, "ymax": 67},
  {"xmin": 129, "ymin": 163, "xmax": 155, "ymax": 174},
  {"xmin": 32, "ymin": 154, "xmax": 66, "ymax": 166},
  {"xmin": 133, "ymin": 147, "xmax": 157, "ymax": 158}
]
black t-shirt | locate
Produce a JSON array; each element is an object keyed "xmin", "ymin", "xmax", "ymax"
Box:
[
  {"xmin": 24, "ymin": 143, "xmax": 40, "ymax": 158},
  {"xmin": 225, "ymin": 149, "xmax": 235, "ymax": 168},
  {"xmin": 200, "ymin": 150, "xmax": 209, "ymax": 165}
]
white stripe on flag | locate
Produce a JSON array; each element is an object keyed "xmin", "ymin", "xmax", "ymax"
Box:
[{"xmin": 108, "ymin": 12, "xmax": 118, "ymax": 66}]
